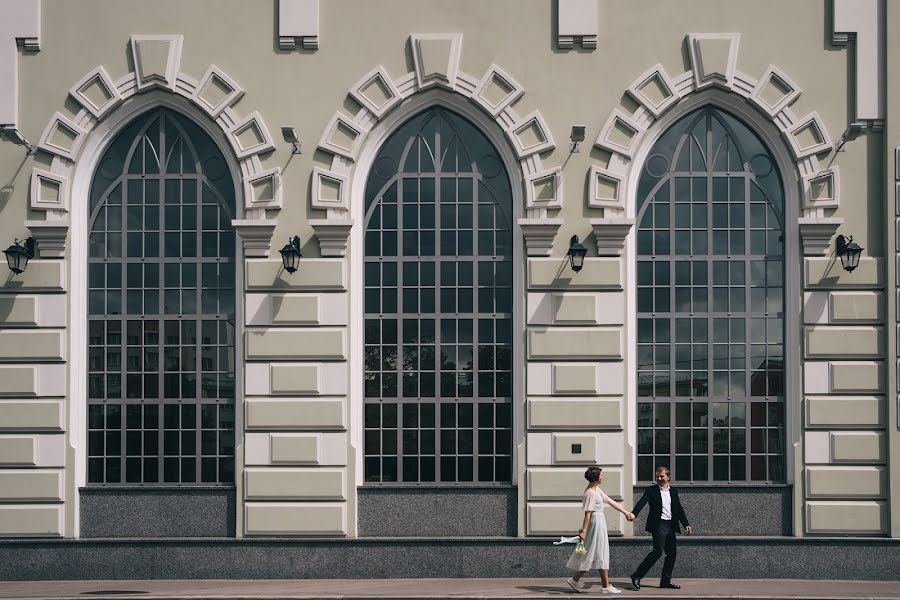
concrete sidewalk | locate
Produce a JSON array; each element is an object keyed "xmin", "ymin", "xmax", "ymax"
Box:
[{"xmin": 0, "ymin": 578, "xmax": 898, "ymax": 599}]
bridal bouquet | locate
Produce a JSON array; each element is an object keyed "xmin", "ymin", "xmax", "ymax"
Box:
[{"xmin": 575, "ymin": 529, "xmax": 587, "ymax": 555}]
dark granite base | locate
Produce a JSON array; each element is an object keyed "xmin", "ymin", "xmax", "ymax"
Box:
[
  {"xmin": 631, "ymin": 486, "xmax": 792, "ymax": 536},
  {"xmin": 79, "ymin": 487, "xmax": 236, "ymax": 538},
  {"xmin": 358, "ymin": 486, "xmax": 517, "ymax": 536},
  {"xmin": 0, "ymin": 537, "xmax": 898, "ymax": 581}
]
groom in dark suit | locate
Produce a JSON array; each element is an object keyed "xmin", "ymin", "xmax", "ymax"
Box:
[{"xmin": 628, "ymin": 466, "xmax": 692, "ymax": 590}]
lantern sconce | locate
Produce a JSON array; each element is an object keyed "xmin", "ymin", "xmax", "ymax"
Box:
[
  {"xmin": 4, "ymin": 237, "xmax": 35, "ymax": 274},
  {"xmin": 279, "ymin": 236, "xmax": 302, "ymax": 274},
  {"xmin": 567, "ymin": 234, "xmax": 587, "ymax": 272},
  {"xmin": 835, "ymin": 234, "xmax": 863, "ymax": 273}
]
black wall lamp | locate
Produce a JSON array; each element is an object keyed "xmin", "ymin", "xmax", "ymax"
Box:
[
  {"xmin": 4, "ymin": 237, "xmax": 35, "ymax": 274},
  {"xmin": 279, "ymin": 236, "xmax": 302, "ymax": 274},
  {"xmin": 567, "ymin": 235, "xmax": 587, "ymax": 272},
  {"xmin": 835, "ymin": 234, "xmax": 863, "ymax": 272}
]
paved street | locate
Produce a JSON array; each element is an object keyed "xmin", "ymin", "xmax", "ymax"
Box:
[{"xmin": 0, "ymin": 578, "xmax": 898, "ymax": 599}]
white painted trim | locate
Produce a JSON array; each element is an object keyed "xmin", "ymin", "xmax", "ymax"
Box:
[
  {"xmin": 193, "ymin": 65, "xmax": 244, "ymax": 118},
  {"xmin": 67, "ymin": 92, "xmax": 245, "ymax": 537},
  {"xmin": 749, "ymin": 65, "xmax": 801, "ymax": 118},
  {"xmin": 68, "ymin": 66, "xmax": 123, "ymax": 120},
  {"xmin": 129, "ymin": 35, "xmax": 183, "ymax": 91},
  {"xmin": 410, "ymin": 33, "xmax": 463, "ymax": 90},
  {"xmin": 348, "ymin": 66, "xmax": 402, "ymax": 119},
  {"xmin": 243, "ymin": 167, "xmax": 283, "ymax": 211},
  {"xmin": 29, "ymin": 168, "xmax": 69, "ymax": 213}
]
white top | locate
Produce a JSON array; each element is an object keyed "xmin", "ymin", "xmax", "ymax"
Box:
[
  {"xmin": 581, "ymin": 487, "xmax": 607, "ymax": 512},
  {"xmin": 660, "ymin": 486, "xmax": 672, "ymax": 520}
]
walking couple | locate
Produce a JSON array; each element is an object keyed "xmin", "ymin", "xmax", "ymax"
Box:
[{"xmin": 565, "ymin": 465, "xmax": 692, "ymax": 594}]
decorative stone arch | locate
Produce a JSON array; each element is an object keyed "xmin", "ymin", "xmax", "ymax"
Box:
[
  {"xmin": 608, "ymin": 34, "xmax": 822, "ymax": 534},
  {"xmin": 309, "ymin": 33, "xmax": 562, "ymax": 257},
  {"xmin": 27, "ymin": 35, "xmax": 282, "ymax": 259},
  {"xmin": 590, "ymin": 33, "xmax": 842, "ymax": 257},
  {"xmin": 28, "ymin": 35, "xmax": 279, "ymax": 536}
]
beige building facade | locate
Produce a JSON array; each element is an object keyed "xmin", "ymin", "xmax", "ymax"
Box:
[{"xmin": 0, "ymin": 0, "xmax": 898, "ymax": 559}]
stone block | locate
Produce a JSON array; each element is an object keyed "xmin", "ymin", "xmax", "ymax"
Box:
[
  {"xmin": 831, "ymin": 432, "xmax": 885, "ymax": 463},
  {"xmin": 830, "ymin": 362, "xmax": 883, "ymax": 393},
  {"xmin": 0, "ymin": 330, "xmax": 65, "ymax": 361},
  {"xmin": 528, "ymin": 398, "xmax": 621, "ymax": 429},
  {"xmin": 0, "ymin": 365, "xmax": 66, "ymax": 397},
  {"xmin": 527, "ymin": 502, "xmax": 623, "ymax": 535},
  {"xmin": 0, "ymin": 469, "xmax": 64, "ymax": 501},
  {"xmin": 527, "ymin": 467, "xmax": 623, "ymax": 500},
  {"xmin": 0, "ymin": 505, "xmax": 64, "ymax": 537},
  {"xmin": 245, "ymin": 432, "xmax": 348, "ymax": 466},
  {"xmin": 0, "ymin": 261, "xmax": 66, "ymax": 292},
  {"xmin": 805, "ymin": 501, "xmax": 886, "ymax": 534},
  {"xmin": 0, "ymin": 401, "xmax": 64, "ymax": 431},
  {"xmin": 245, "ymin": 328, "xmax": 346, "ymax": 360},
  {"xmin": 245, "ymin": 398, "xmax": 345, "ymax": 430},
  {"xmin": 805, "ymin": 396, "xmax": 883, "ymax": 428},
  {"xmin": 829, "ymin": 292, "xmax": 882, "ymax": 323},
  {"xmin": 527, "ymin": 362, "xmax": 624, "ymax": 396},
  {"xmin": 805, "ymin": 466, "xmax": 885, "ymax": 498},
  {"xmin": 528, "ymin": 328, "xmax": 621, "ymax": 359},
  {"xmin": 0, "ymin": 436, "xmax": 36, "ymax": 465},
  {"xmin": 245, "ymin": 468, "xmax": 346, "ymax": 500},
  {"xmin": 244, "ymin": 502, "xmax": 346, "ymax": 535},
  {"xmin": 527, "ymin": 258, "xmax": 622, "ymax": 290},
  {"xmin": 246, "ymin": 293, "xmax": 347, "ymax": 326},
  {"xmin": 245, "ymin": 259, "xmax": 346, "ymax": 291},
  {"xmin": 804, "ymin": 327, "xmax": 882, "ymax": 359},
  {"xmin": 805, "ymin": 257, "xmax": 882, "ymax": 289}
]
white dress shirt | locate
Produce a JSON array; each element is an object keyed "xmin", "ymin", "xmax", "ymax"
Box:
[{"xmin": 660, "ymin": 486, "xmax": 672, "ymax": 520}]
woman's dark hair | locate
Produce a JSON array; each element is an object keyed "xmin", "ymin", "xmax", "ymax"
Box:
[{"xmin": 584, "ymin": 466, "xmax": 603, "ymax": 482}]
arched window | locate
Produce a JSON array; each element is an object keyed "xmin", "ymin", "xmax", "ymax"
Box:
[
  {"xmin": 363, "ymin": 107, "xmax": 513, "ymax": 484},
  {"xmin": 87, "ymin": 108, "xmax": 236, "ymax": 485},
  {"xmin": 635, "ymin": 106, "xmax": 785, "ymax": 483}
]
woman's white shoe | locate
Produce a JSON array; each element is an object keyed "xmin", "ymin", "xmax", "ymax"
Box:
[
  {"xmin": 601, "ymin": 585, "xmax": 622, "ymax": 594},
  {"xmin": 566, "ymin": 577, "xmax": 587, "ymax": 593}
]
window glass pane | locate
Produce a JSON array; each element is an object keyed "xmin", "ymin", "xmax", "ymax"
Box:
[
  {"xmin": 87, "ymin": 108, "xmax": 236, "ymax": 485},
  {"xmin": 363, "ymin": 107, "xmax": 512, "ymax": 484},
  {"xmin": 636, "ymin": 107, "xmax": 785, "ymax": 484}
]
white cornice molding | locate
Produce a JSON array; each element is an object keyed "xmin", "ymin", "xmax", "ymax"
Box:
[
  {"xmin": 590, "ymin": 218, "xmax": 634, "ymax": 256},
  {"xmin": 309, "ymin": 218, "xmax": 354, "ymax": 257},
  {"xmin": 518, "ymin": 218, "xmax": 564, "ymax": 256},
  {"xmin": 832, "ymin": 0, "xmax": 884, "ymax": 127},
  {"xmin": 232, "ymin": 220, "xmax": 278, "ymax": 258},
  {"xmin": 278, "ymin": 0, "xmax": 319, "ymax": 50},
  {"xmin": 0, "ymin": 0, "xmax": 40, "ymax": 128},
  {"xmin": 799, "ymin": 217, "xmax": 844, "ymax": 256}
]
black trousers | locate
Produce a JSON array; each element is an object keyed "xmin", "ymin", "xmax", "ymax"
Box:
[{"xmin": 633, "ymin": 520, "xmax": 677, "ymax": 582}]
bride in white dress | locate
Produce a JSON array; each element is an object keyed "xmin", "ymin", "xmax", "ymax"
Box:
[{"xmin": 566, "ymin": 466, "xmax": 634, "ymax": 594}]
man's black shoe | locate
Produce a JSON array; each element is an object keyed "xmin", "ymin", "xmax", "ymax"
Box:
[
  {"xmin": 630, "ymin": 574, "xmax": 641, "ymax": 590},
  {"xmin": 659, "ymin": 581, "xmax": 681, "ymax": 589}
]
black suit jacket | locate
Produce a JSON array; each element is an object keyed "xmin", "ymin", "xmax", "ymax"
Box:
[{"xmin": 632, "ymin": 485, "xmax": 689, "ymax": 534}]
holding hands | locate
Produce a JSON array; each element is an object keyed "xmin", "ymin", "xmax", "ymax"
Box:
[{"xmin": 625, "ymin": 512, "xmax": 636, "ymax": 522}]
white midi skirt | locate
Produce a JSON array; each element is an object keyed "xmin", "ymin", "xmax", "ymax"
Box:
[{"xmin": 565, "ymin": 510, "xmax": 610, "ymax": 571}]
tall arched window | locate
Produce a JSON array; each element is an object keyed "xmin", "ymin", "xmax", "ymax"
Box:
[
  {"xmin": 87, "ymin": 108, "xmax": 236, "ymax": 485},
  {"xmin": 363, "ymin": 107, "xmax": 513, "ymax": 484},
  {"xmin": 635, "ymin": 106, "xmax": 785, "ymax": 483}
]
